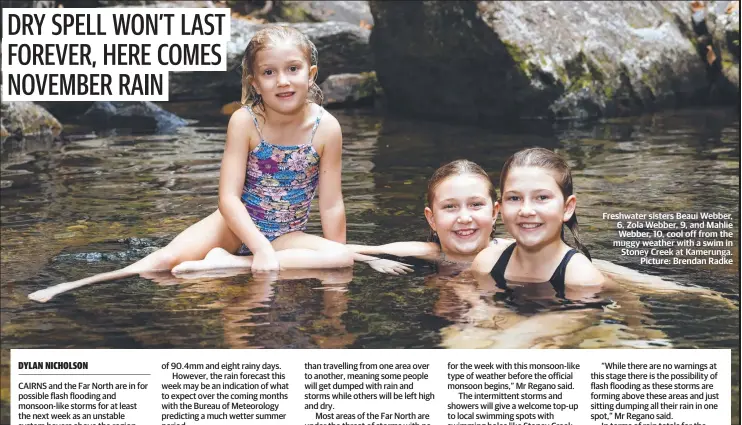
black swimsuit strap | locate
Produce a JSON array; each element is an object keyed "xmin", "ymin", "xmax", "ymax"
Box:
[
  {"xmin": 549, "ymin": 248, "xmax": 578, "ymax": 298},
  {"xmin": 489, "ymin": 245, "xmax": 578, "ymax": 297},
  {"xmin": 490, "ymin": 243, "xmax": 516, "ymax": 290}
]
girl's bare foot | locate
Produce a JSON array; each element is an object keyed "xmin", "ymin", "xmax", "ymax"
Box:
[
  {"xmin": 171, "ymin": 248, "xmax": 252, "ymax": 274},
  {"xmin": 28, "ymin": 287, "xmax": 62, "ymax": 303}
]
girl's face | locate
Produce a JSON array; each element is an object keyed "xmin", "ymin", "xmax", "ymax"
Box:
[
  {"xmin": 425, "ymin": 174, "xmax": 498, "ymax": 258},
  {"xmin": 500, "ymin": 166, "xmax": 576, "ymax": 250},
  {"xmin": 251, "ymin": 41, "xmax": 317, "ymax": 114}
]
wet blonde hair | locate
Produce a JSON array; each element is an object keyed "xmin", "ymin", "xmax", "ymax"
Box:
[
  {"xmin": 240, "ymin": 26, "xmax": 323, "ymax": 108},
  {"xmin": 426, "ymin": 159, "xmax": 498, "ymax": 243},
  {"xmin": 499, "ymin": 148, "xmax": 591, "ymax": 260}
]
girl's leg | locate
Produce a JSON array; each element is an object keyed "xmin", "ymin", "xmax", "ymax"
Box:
[
  {"xmin": 171, "ymin": 231, "xmax": 354, "ymax": 274},
  {"xmin": 28, "ymin": 209, "xmax": 242, "ymax": 303},
  {"xmin": 271, "ymin": 232, "xmax": 354, "ymax": 268}
]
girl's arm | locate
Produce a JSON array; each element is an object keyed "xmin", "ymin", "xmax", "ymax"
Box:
[
  {"xmin": 594, "ymin": 259, "xmax": 735, "ymax": 304},
  {"xmin": 219, "ymin": 109, "xmax": 278, "ymax": 270},
  {"xmin": 317, "ymin": 116, "xmax": 347, "ymax": 244},
  {"xmin": 347, "ymin": 242, "xmax": 441, "ymax": 261},
  {"xmin": 313, "ymin": 115, "xmax": 411, "ymax": 274}
]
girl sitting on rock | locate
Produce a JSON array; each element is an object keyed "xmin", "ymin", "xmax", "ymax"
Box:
[{"xmin": 29, "ymin": 26, "xmax": 408, "ymax": 303}]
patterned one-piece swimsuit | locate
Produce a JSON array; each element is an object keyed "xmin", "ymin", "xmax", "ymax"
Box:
[{"xmin": 237, "ymin": 105, "xmax": 324, "ymax": 255}]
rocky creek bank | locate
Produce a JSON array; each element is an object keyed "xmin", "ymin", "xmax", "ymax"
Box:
[
  {"xmin": 370, "ymin": 1, "xmax": 739, "ymax": 124},
  {"xmin": 1, "ymin": 1, "xmax": 738, "ymax": 140}
]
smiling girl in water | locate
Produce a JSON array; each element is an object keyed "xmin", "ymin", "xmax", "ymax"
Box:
[
  {"xmin": 348, "ymin": 159, "xmax": 511, "ymax": 267},
  {"xmin": 471, "ymin": 147, "xmax": 604, "ymax": 296}
]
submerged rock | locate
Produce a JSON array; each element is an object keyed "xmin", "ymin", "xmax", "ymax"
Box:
[
  {"xmin": 370, "ymin": 1, "xmax": 713, "ymax": 123},
  {"xmin": 80, "ymin": 101, "xmax": 189, "ymax": 133},
  {"xmin": 117, "ymin": 237, "xmax": 165, "ymax": 248},
  {"xmin": 54, "ymin": 247, "xmax": 159, "ymax": 263},
  {"xmin": 169, "ymin": 19, "xmax": 373, "ymax": 101},
  {"xmin": 53, "ymin": 237, "xmax": 166, "ymax": 263}
]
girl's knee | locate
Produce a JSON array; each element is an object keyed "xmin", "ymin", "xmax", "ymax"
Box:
[
  {"xmin": 122, "ymin": 249, "xmax": 178, "ymax": 273},
  {"xmin": 205, "ymin": 247, "xmax": 232, "ymax": 259},
  {"xmin": 150, "ymin": 250, "xmax": 182, "ymax": 271}
]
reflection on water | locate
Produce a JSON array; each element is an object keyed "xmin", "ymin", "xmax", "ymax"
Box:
[{"xmin": 1, "ymin": 104, "xmax": 739, "ymax": 422}]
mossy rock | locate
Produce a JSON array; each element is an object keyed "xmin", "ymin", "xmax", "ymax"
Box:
[
  {"xmin": 1, "ymin": 101, "xmax": 62, "ymax": 138},
  {"xmin": 319, "ymin": 72, "xmax": 382, "ymax": 107},
  {"xmin": 370, "ymin": 1, "xmax": 710, "ymax": 122}
]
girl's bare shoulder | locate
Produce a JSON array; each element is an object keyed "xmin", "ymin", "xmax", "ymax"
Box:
[
  {"xmin": 311, "ymin": 106, "xmax": 341, "ymax": 154},
  {"xmin": 228, "ymin": 106, "xmax": 260, "ymax": 148},
  {"xmin": 229, "ymin": 105, "xmax": 253, "ymax": 126},
  {"xmin": 564, "ymin": 253, "xmax": 605, "ymax": 287},
  {"xmin": 471, "ymin": 239, "xmax": 514, "ymax": 274}
]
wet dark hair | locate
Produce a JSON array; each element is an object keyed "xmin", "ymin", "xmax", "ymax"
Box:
[
  {"xmin": 240, "ymin": 26, "xmax": 323, "ymax": 109},
  {"xmin": 499, "ymin": 148, "xmax": 591, "ymax": 260},
  {"xmin": 426, "ymin": 159, "xmax": 498, "ymax": 244}
]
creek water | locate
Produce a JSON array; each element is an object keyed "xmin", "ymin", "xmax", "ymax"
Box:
[{"xmin": 1, "ymin": 103, "xmax": 739, "ymax": 422}]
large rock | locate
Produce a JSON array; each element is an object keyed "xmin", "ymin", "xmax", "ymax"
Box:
[
  {"xmin": 706, "ymin": 1, "xmax": 740, "ymax": 98},
  {"xmin": 2, "ymin": 0, "xmax": 54, "ymax": 7},
  {"xmin": 276, "ymin": 1, "xmax": 373, "ymax": 26},
  {"xmin": 320, "ymin": 72, "xmax": 381, "ymax": 107},
  {"xmin": 1, "ymin": 101, "xmax": 62, "ymax": 138},
  {"xmin": 96, "ymin": 0, "xmax": 216, "ymax": 6},
  {"xmin": 80, "ymin": 101, "xmax": 188, "ymax": 133},
  {"xmin": 169, "ymin": 19, "xmax": 373, "ymax": 102},
  {"xmin": 370, "ymin": 1, "xmax": 712, "ymax": 122}
]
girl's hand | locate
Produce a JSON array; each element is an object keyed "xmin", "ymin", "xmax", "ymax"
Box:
[
  {"xmin": 367, "ymin": 259, "xmax": 414, "ymax": 275},
  {"xmin": 252, "ymin": 250, "xmax": 280, "ymax": 272}
]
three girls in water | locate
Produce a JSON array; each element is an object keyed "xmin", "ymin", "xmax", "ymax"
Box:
[{"xmin": 30, "ymin": 25, "xmax": 694, "ymax": 304}]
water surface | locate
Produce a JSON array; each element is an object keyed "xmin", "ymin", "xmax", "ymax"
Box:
[{"xmin": 1, "ymin": 104, "xmax": 739, "ymax": 422}]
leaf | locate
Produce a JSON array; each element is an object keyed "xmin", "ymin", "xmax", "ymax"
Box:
[
  {"xmin": 221, "ymin": 101, "xmax": 242, "ymax": 115},
  {"xmin": 690, "ymin": 1, "xmax": 706, "ymax": 12},
  {"xmin": 231, "ymin": 12, "xmax": 265, "ymax": 23},
  {"xmin": 706, "ymin": 45, "xmax": 717, "ymax": 65},
  {"xmin": 727, "ymin": 1, "xmax": 739, "ymax": 14}
]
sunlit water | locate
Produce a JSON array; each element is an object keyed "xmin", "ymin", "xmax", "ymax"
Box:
[{"xmin": 1, "ymin": 103, "xmax": 739, "ymax": 422}]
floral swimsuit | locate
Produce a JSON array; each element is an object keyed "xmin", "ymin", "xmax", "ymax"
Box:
[{"xmin": 237, "ymin": 105, "xmax": 324, "ymax": 255}]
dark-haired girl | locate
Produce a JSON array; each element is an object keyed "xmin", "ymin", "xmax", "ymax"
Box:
[{"xmin": 472, "ymin": 147, "xmax": 604, "ymax": 294}]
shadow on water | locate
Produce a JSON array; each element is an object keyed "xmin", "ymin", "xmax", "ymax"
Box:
[{"xmin": 1, "ymin": 102, "xmax": 739, "ymax": 423}]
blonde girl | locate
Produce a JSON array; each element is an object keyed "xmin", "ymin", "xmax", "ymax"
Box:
[
  {"xmin": 348, "ymin": 159, "xmax": 510, "ymax": 265},
  {"xmin": 29, "ymin": 26, "xmax": 404, "ymax": 303}
]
